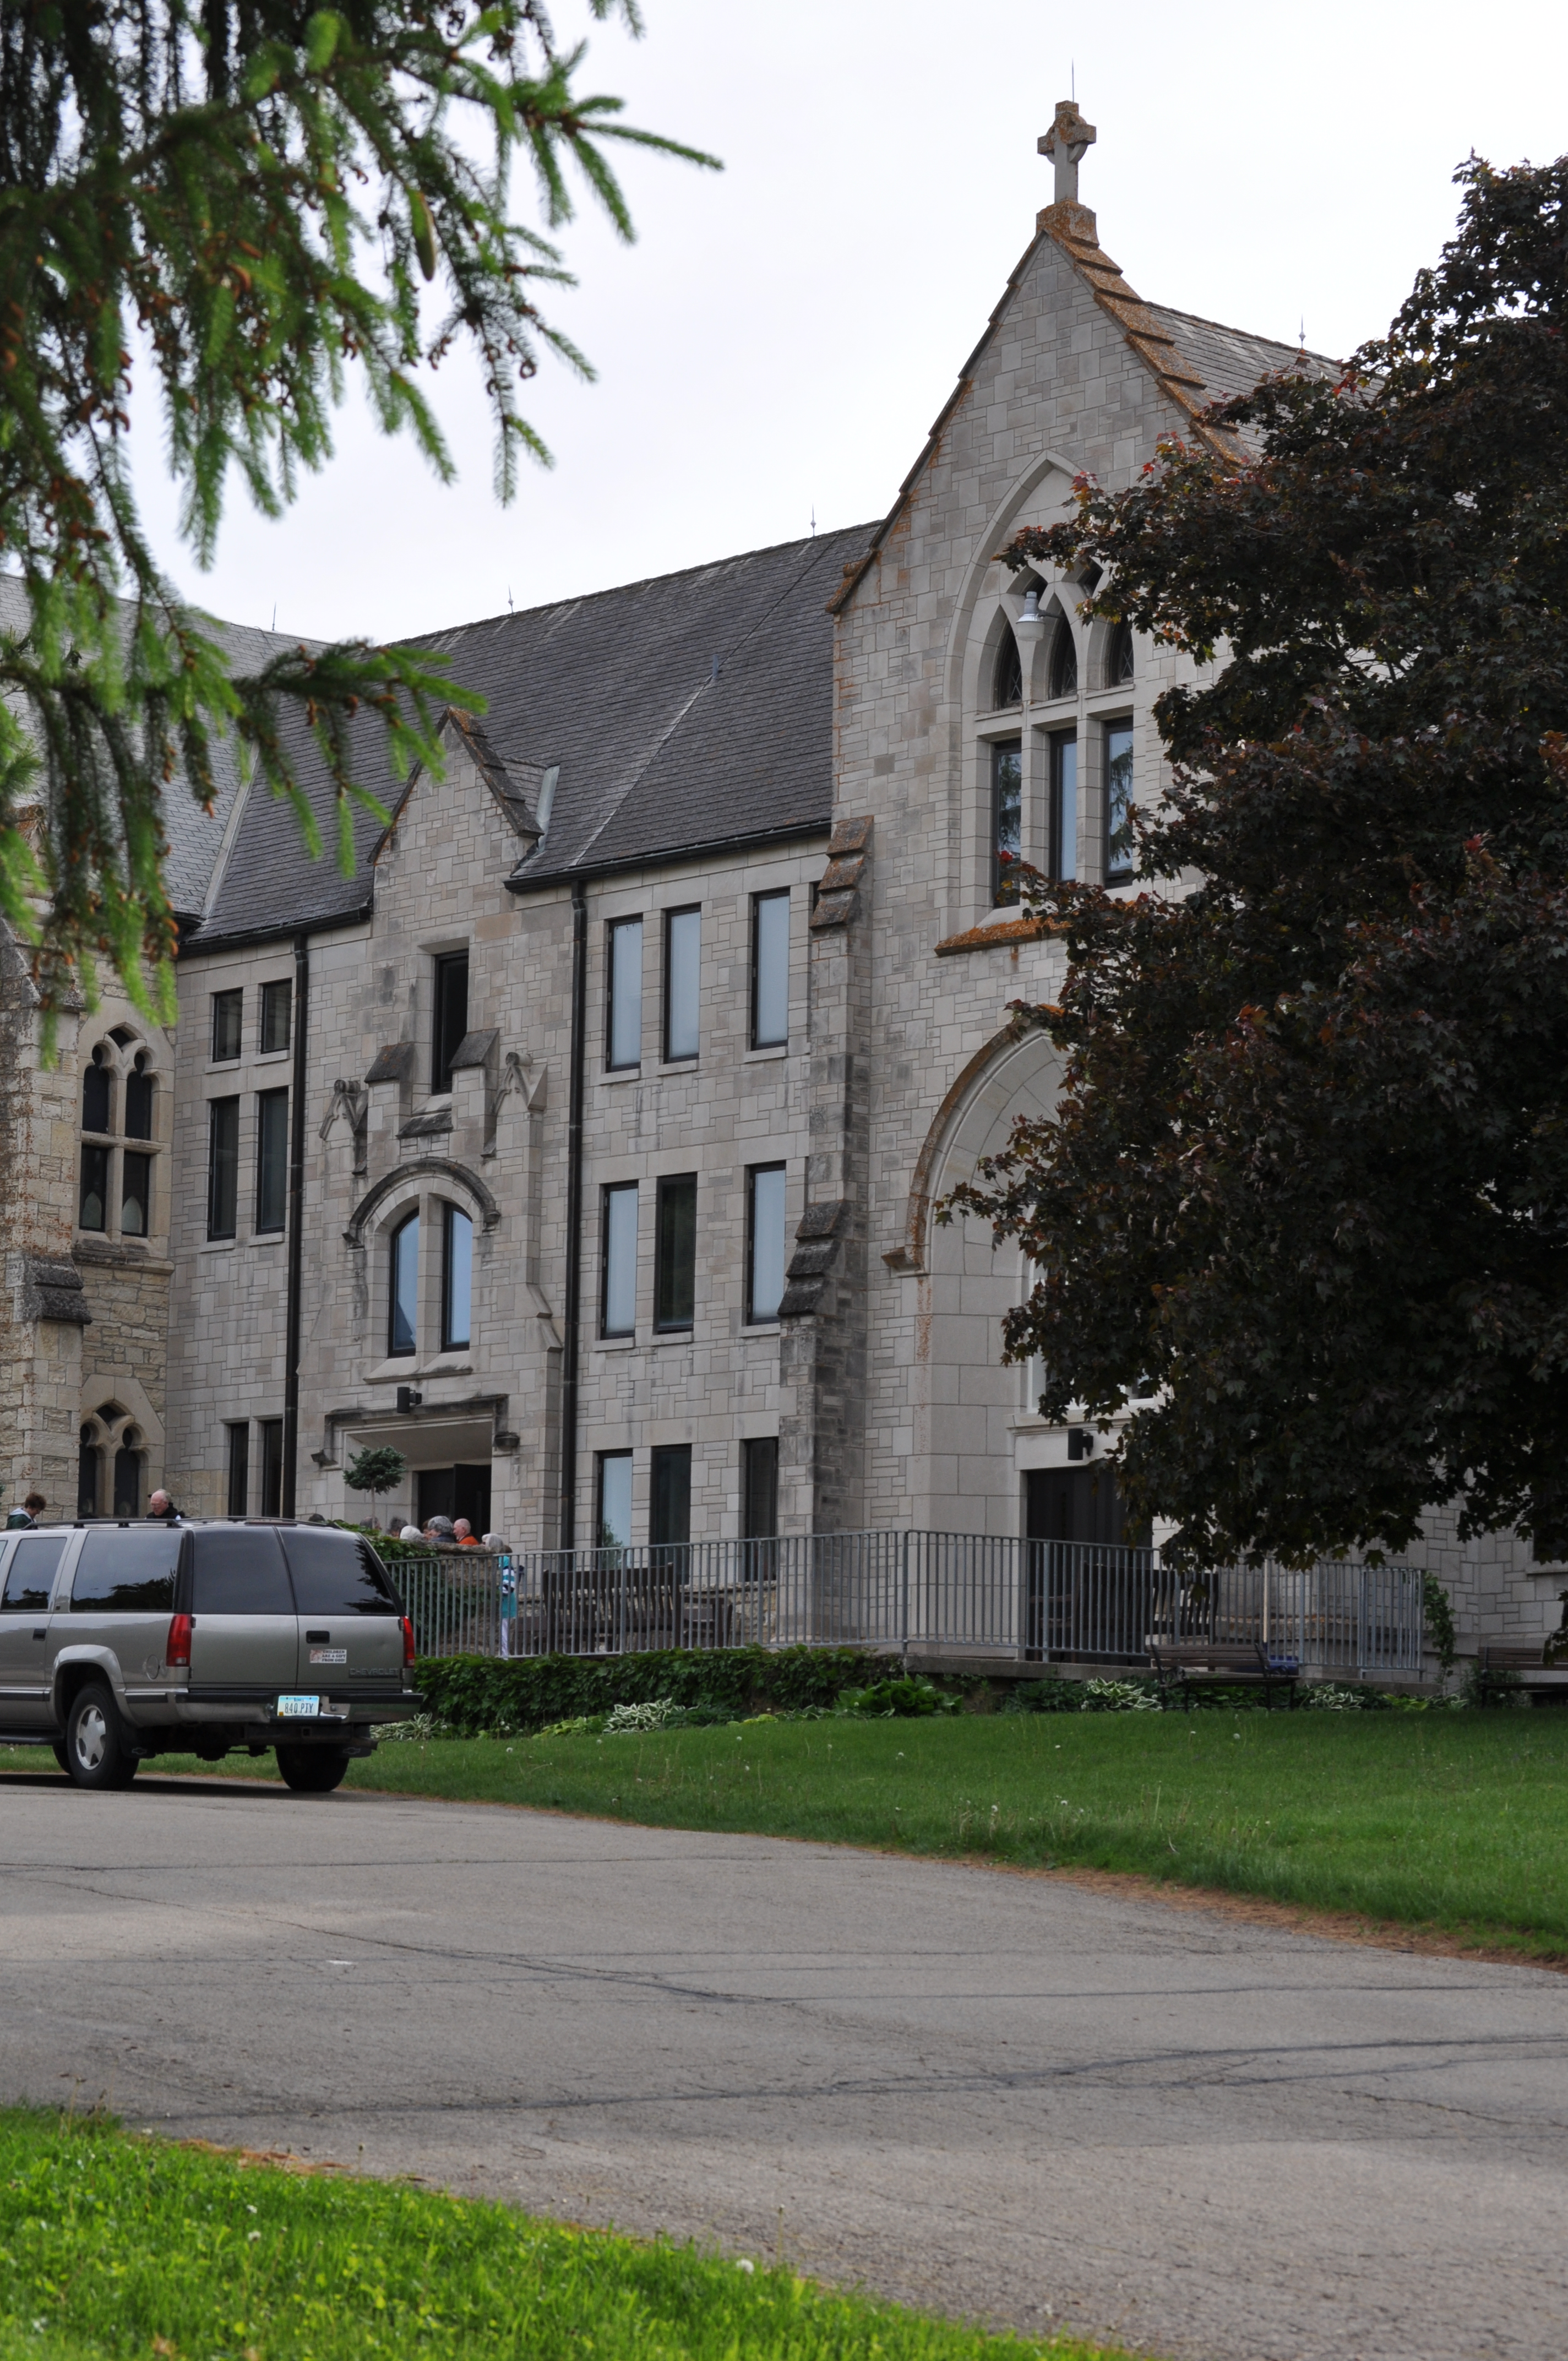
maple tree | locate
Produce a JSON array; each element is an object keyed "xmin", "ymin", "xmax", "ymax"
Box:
[{"xmin": 947, "ymin": 155, "xmax": 1568, "ymax": 1565}]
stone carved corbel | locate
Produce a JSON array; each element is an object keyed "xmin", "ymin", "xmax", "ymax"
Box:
[{"xmin": 319, "ymin": 1078, "xmax": 369, "ymax": 1175}]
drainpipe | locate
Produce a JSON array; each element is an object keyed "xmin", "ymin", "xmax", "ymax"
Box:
[
  {"xmin": 281, "ymin": 929, "xmax": 309, "ymax": 1516},
  {"xmin": 559, "ymin": 878, "xmax": 589, "ymax": 1548}
]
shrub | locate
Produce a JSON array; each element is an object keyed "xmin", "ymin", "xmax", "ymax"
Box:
[
  {"xmin": 414, "ymin": 1646, "xmax": 880, "ymax": 1734},
  {"xmin": 835, "ymin": 1675, "xmax": 960, "ymax": 1719}
]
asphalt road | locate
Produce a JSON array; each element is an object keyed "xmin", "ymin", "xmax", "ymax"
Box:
[{"xmin": 3, "ymin": 1774, "xmax": 1566, "ymax": 2360}]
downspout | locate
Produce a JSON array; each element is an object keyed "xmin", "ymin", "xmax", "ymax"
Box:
[
  {"xmin": 559, "ymin": 878, "xmax": 589, "ymax": 1547},
  {"xmin": 281, "ymin": 929, "xmax": 309, "ymax": 1516}
]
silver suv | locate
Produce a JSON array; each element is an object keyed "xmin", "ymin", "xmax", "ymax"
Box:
[{"xmin": 0, "ymin": 1520, "xmax": 422, "ymax": 1792}]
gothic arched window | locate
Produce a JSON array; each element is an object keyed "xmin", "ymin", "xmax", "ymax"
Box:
[
  {"xmin": 1107, "ymin": 621, "xmax": 1135, "ymax": 686},
  {"xmin": 113, "ymin": 1429, "xmax": 144, "ymax": 1517},
  {"xmin": 1048, "ymin": 619, "xmax": 1077, "ymax": 700},
  {"xmin": 992, "ymin": 627, "xmax": 1023, "ymax": 710},
  {"xmin": 79, "ymin": 1036, "xmax": 157, "ymax": 1238}
]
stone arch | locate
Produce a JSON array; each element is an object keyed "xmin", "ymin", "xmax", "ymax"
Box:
[
  {"xmin": 343, "ymin": 1157, "xmax": 500, "ymax": 1247},
  {"xmin": 890, "ymin": 1016, "xmax": 1063, "ymax": 1275},
  {"xmin": 943, "ymin": 450, "xmax": 1081, "ymax": 714}
]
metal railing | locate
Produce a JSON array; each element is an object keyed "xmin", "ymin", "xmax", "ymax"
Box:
[{"xmin": 386, "ymin": 1533, "xmax": 1427, "ymax": 1677}]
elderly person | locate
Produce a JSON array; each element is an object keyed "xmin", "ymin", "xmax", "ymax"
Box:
[
  {"xmin": 453, "ymin": 1517, "xmax": 481, "ymax": 1547},
  {"xmin": 146, "ymin": 1489, "xmax": 181, "ymax": 1521}
]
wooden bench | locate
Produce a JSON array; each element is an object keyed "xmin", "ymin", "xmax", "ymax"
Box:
[
  {"xmin": 1147, "ymin": 1640, "xmax": 1300, "ymax": 1711},
  {"xmin": 1476, "ymin": 1645, "xmax": 1568, "ymax": 1706}
]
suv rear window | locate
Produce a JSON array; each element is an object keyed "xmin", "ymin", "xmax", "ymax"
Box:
[
  {"xmin": 189, "ymin": 1527, "xmax": 293, "ymax": 1615},
  {"xmin": 280, "ymin": 1530, "xmax": 401, "ymax": 1616},
  {"xmin": 2, "ymin": 1535, "xmax": 67, "ymax": 1612},
  {"xmin": 71, "ymin": 1526, "xmax": 181, "ymax": 1613}
]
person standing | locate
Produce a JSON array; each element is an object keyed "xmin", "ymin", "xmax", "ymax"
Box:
[{"xmin": 146, "ymin": 1489, "xmax": 181, "ymax": 1521}]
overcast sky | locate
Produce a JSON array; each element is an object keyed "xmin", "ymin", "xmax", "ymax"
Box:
[{"xmin": 131, "ymin": 0, "xmax": 1568, "ymax": 646}]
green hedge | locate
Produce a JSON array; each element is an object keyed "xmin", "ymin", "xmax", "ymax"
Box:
[{"xmin": 415, "ymin": 1645, "xmax": 879, "ymax": 1733}]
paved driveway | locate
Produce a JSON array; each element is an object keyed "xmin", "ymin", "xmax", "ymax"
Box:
[{"xmin": 2, "ymin": 1774, "xmax": 1566, "ymax": 2360}]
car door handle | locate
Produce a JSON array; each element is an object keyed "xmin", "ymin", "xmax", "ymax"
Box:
[
  {"xmin": 32, "ymin": 1629, "xmax": 46, "ymax": 1641},
  {"xmin": 305, "ymin": 1630, "xmax": 330, "ymax": 1642}
]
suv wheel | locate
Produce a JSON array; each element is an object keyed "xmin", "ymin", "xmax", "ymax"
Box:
[
  {"xmin": 64, "ymin": 1683, "xmax": 139, "ymax": 1791},
  {"xmin": 276, "ymin": 1745, "xmax": 351, "ymax": 1794}
]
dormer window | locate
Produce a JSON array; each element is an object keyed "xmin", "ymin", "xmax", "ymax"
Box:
[{"xmin": 992, "ymin": 628, "xmax": 1023, "ymax": 710}]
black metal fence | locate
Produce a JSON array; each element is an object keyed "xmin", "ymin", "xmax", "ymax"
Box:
[{"xmin": 390, "ymin": 1533, "xmax": 1427, "ymax": 1677}]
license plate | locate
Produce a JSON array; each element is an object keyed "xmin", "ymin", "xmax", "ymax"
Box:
[
  {"xmin": 277, "ymin": 1694, "xmax": 321, "ymax": 1719},
  {"xmin": 308, "ymin": 1648, "xmax": 347, "ymax": 1666}
]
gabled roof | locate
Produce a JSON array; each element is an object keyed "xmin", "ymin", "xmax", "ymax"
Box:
[
  {"xmin": 829, "ymin": 198, "xmax": 1341, "ymax": 616},
  {"xmin": 188, "ymin": 523, "xmax": 873, "ymax": 949},
  {"xmin": 419, "ymin": 523, "xmax": 873, "ymax": 891}
]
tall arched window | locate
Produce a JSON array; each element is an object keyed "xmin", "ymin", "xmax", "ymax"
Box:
[
  {"xmin": 1048, "ymin": 618, "xmax": 1077, "ymax": 700},
  {"xmin": 1107, "ymin": 622, "xmax": 1135, "ymax": 686},
  {"xmin": 389, "ymin": 1211, "xmax": 420, "ymax": 1356},
  {"xmin": 113, "ymin": 1429, "xmax": 144, "ymax": 1517},
  {"xmin": 78, "ymin": 1424, "xmax": 102, "ymax": 1517},
  {"xmin": 991, "ymin": 627, "xmax": 1023, "ymax": 710},
  {"xmin": 80, "ymin": 1036, "xmax": 157, "ymax": 1238},
  {"xmin": 442, "ymin": 1204, "xmax": 473, "ymax": 1351}
]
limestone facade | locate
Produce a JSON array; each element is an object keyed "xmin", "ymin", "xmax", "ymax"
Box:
[{"xmin": 1, "ymin": 141, "xmax": 1559, "ymax": 1662}]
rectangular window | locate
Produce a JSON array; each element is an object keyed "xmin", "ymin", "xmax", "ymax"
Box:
[
  {"xmin": 747, "ymin": 1164, "xmax": 787, "ymax": 1325},
  {"xmin": 992, "ymin": 737, "xmax": 1023, "ymax": 904},
  {"xmin": 596, "ymin": 1452, "xmax": 633, "ymax": 1551},
  {"xmin": 79, "ymin": 1142, "xmax": 109, "ymax": 1233},
  {"xmin": 259, "ymin": 977, "xmax": 292, "ymax": 1055},
  {"xmin": 258, "ymin": 1418, "xmax": 284, "ymax": 1519},
  {"xmin": 606, "ymin": 917, "xmax": 643, "ymax": 1069},
  {"xmin": 601, "ymin": 1182, "xmax": 639, "ymax": 1337},
  {"xmin": 750, "ymin": 891, "xmax": 790, "ymax": 1048},
  {"xmin": 432, "ymin": 951, "xmax": 470, "ymax": 1094},
  {"xmin": 1050, "ymin": 732, "xmax": 1078, "ymax": 882},
  {"xmin": 207, "ymin": 1097, "xmax": 239, "ymax": 1240},
  {"xmin": 654, "ymin": 1173, "xmax": 697, "ymax": 1331},
  {"xmin": 225, "ymin": 1421, "xmax": 250, "ymax": 1517},
  {"xmin": 442, "ymin": 1203, "xmax": 473, "ymax": 1351},
  {"xmin": 650, "ymin": 1444, "xmax": 692, "ymax": 1548},
  {"xmin": 662, "ymin": 906, "xmax": 701, "ymax": 1062},
  {"xmin": 1105, "ymin": 721, "xmax": 1135, "ymax": 883},
  {"xmin": 121, "ymin": 1151, "xmax": 152, "ymax": 1238},
  {"xmin": 211, "ymin": 989, "xmax": 242, "ymax": 1063},
  {"xmin": 255, "ymin": 1087, "xmax": 288, "ymax": 1233},
  {"xmin": 742, "ymin": 1436, "xmax": 779, "ymax": 1541}
]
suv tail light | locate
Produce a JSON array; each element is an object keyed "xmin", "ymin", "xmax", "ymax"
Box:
[
  {"xmin": 166, "ymin": 1612, "xmax": 192, "ymax": 1670},
  {"xmin": 401, "ymin": 1615, "xmax": 416, "ymax": 1668}
]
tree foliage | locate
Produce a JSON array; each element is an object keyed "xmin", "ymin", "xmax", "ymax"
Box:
[
  {"xmin": 344, "ymin": 1443, "xmax": 406, "ymax": 1497},
  {"xmin": 0, "ymin": 1, "xmax": 714, "ymax": 1025},
  {"xmin": 946, "ymin": 155, "xmax": 1568, "ymax": 1566}
]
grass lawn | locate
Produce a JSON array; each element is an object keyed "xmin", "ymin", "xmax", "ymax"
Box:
[
  {"xmin": 0, "ymin": 2107, "xmax": 1098, "ymax": 2361},
  {"xmin": 7, "ymin": 1706, "xmax": 1568, "ymax": 1958}
]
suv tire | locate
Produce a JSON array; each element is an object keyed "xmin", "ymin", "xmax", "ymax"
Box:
[
  {"xmin": 64, "ymin": 1683, "xmax": 139, "ymax": 1791},
  {"xmin": 276, "ymin": 1745, "xmax": 351, "ymax": 1794}
]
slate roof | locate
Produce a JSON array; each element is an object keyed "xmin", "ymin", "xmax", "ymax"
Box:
[
  {"xmin": 0, "ymin": 574, "xmax": 289, "ymax": 925},
  {"xmin": 1142, "ymin": 304, "xmax": 1340, "ymax": 406},
  {"xmin": 417, "ymin": 523, "xmax": 873, "ymax": 891},
  {"xmin": 190, "ymin": 524, "xmax": 873, "ymax": 948}
]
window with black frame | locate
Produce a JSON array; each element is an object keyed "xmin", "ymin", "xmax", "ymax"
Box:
[
  {"xmin": 210, "ymin": 989, "xmax": 242, "ymax": 1063},
  {"xmin": 991, "ymin": 738, "xmax": 1022, "ymax": 904},
  {"xmin": 662, "ymin": 906, "xmax": 700, "ymax": 1062},
  {"xmin": 650, "ymin": 1444, "xmax": 691, "ymax": 1548},
  {"xmin": 992, "ymin": 626, "xmax": 1023, "ymax": 710},
  {"xmin": 596, "ymin": 1451, "xmax": 633, "ymax": 1551},
  {"xmin": 747, "ymin": 1165, "xmax": 786, "ymax": 1325},
  {"xmin": 1105, "ymin": 721, "xmax": 1135, "ymax": 883},
  {"xmin": 442, "ymin": 1203, "xmax": 473, "ymax": 1350},
  {"xmin": 654, "ymin": 1174, "xmax": 696, "ymax": 1332},
  {"xmin": 225, "ymin": 1420, "xmax": 250, "ymax": 1517},
  {"xmin": 742, "ymin": 1437, "xmax": 778, "ymax": 1541},
  {"xmin": 258, "ymin": 1418, "xmax": 284, "ymax": 1519},
  {"xmin": 750, "ymin": 892, "xmax": 790, "ymax": 1049},
  {"xmin": 1049, "ymin": 732, "xmax": 1078, "ymax": 882},
  {"xmin": 389, "ymin": 1209, "xmax": 419, "ymax": 1354},
  {"xmin": 606, "ymin": 918, "xmax": 643, "ymax": 1070},
  {"xmin": 1048, "ymin": 617, "xmax": 1078, "ymax": 700},
  {"xmin": 255, "ymin": 1087, "xmax": 288, "ymax": 1233},
  {"xmin": 259, "ymin": 977, "xmax": 292, "ymax": 1054},
  {"xmin": 601, "ymin": 1183, "xmax": 638, "ymax": 1337},
  {"xmin": 431, "ymin": 951, "xmax": 470, "ymax": 1093},
  {"xmin": 207, "ymin": 1097, "xmax": 239, "ymax": 1240}
]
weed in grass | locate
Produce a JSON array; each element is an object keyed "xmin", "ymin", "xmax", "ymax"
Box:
[{"xmin": 0, "ymin": 2108, "xmax": 1102, "ymax": 2361}]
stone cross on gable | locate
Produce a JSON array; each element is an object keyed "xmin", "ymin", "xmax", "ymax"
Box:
[{"xmin": 1038, "ymin": 99, "xmax": 1097, "ymax": 206}]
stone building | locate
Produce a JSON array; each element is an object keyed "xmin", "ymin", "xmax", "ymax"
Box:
[{"xmin": 0, "ymin": 108, "xmax": 1554, "ymax": 1655}]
